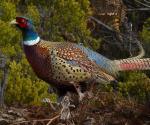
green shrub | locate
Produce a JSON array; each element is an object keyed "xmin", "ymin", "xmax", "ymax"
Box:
[
  {"xmin": 118, "ymin": 72, "xmax": 150, "ymax": 103},
  {"xmin": 141, "ymin": 18, "xmax": 150, "ymax": 44}
]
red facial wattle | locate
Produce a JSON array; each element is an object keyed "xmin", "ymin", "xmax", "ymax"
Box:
[
  {"xmin": 16, "ymin": 17, "xmax": 28, "ymax": 28},
  {"xmin": 19, "ymin": 23, "xmax": 27, "ymax": 28}
]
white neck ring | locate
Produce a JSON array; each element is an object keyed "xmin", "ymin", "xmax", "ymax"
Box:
[{"xmin": 23, "ymin": 36, "xmax": 40, "ymax": 46}]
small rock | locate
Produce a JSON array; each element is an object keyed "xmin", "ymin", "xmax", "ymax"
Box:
[
  {"xmin": 0, "ymin": 118, "xmax": 9, "ymax": 125},
  {"xmin": 83, "ymin": 117, "xmax": 96, "ymax": 125},
  {"xmin": 7, "ymin": 110, "xmax": 22, "ymax": 117},
  {"xmin": 2, "ymin": 114, "xmax": 14, "ymax": 120},
  {"xmin": 15, "ymin": 117, "xmax": 26, "ymax": 122}
]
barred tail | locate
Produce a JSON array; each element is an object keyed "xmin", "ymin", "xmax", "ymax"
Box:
[{"xmin": 114, "ymin": 58, "xmax": 150, "ymax": 71}]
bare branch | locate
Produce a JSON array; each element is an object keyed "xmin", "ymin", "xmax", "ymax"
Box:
[
  {"xmin": 128, "ymin": 8, "xmax": 150, "ymax": 11},
  {"xmin": 144, "ymin": 0, "xmax": 150, "ymax": 4},
  {"xmin": 0, "ymin": 53, "xmax": 8, "ymax": 107},
  {"xmin": 0, "ymin": 54, "xmax": 7, "ymax": 69},
  {"xmin": 11, "ymin": 115, "xmax": 60, "ymax": 125},
  {"xmin": 46, "ymin": 115, "xmax": 60, "ymax": 125},
  {"xmin": 0, "ymin": 68, "xmax": 9, "ymax": 107},
  {"xmin": 135, "ymin": 0, "xmax": 150, "ymax": 8},
  {"xmin": 89, "ymin": 16, "xmax": 114, "ymax": 31}
]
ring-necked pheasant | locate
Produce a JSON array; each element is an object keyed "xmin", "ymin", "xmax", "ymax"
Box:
[{"xmin": 10, "ymin": 16, "xmax": 150, "ymax": 101}]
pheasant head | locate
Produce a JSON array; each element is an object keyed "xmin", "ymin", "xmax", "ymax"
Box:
[{"xmin": 10, "ymin": 16, "xmax": 40, "ymax": 46}]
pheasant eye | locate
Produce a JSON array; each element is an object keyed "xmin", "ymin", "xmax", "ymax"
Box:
[
  {"xmin": 21, "ymin": 19, "xmax": 25, "ymax": 23},
  {"xmin": 16, "ymin": 18, "xmax": 26, "ymax": 24}
]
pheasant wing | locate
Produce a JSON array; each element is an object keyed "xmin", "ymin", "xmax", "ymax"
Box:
[{"xmin": 50, "ymin": 43, "xmax": 115, "ymax": 83}]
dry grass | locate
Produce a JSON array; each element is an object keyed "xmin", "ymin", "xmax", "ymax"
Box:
[{"xmin": 3, "ymin": 89, "xmax": 149, "ymax": 125}]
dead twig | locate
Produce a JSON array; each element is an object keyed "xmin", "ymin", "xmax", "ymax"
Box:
[
  {"xmin": 11, "ymin": 114, "xmax": 60, "ymax": 125},
  {"xmin": 42, "ymin": 98, "xmax": 57, "ymax": 111},
  {"xmin": 46, "ymin": 114, "xmax": 60, "ymax": 125},
  {"xmin": 89, "ymin": 16, "xmax": 114, "ymax": 31},
  {"xmin": 0, "ymin": 53, "xmax": 8, "ymax": 108},
  {"xmin": 128, "ymin": 8, "xmax": 150, "ymax": 11}
]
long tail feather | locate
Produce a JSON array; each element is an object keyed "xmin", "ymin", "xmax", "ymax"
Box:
[{"xmin": 114, "ymin": 58, "xmax": 150, "ymax": 71}]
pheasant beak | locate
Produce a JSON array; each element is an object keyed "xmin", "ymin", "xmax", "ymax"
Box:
[{"xmin": 10, "ymin": 19, "xmax": 18, "ymax": 25}]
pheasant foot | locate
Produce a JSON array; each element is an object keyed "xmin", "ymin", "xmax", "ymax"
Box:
[{"xmin": 60, "ymin": 95, "xmax": 75, "ymax": 120}]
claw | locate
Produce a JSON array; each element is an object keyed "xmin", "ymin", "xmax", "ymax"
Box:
[
  {"xmin": 60, "ymin": 95, "xmax": 75, "ymax": 120},
  {"xmin": 78, "ymin": 92, "xmax": 85, "ymax": 101},
  {"xmin": 74, "ymin": 85, "xmax": 86, "ymax": 101}
]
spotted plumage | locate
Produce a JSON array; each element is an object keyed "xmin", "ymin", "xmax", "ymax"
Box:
[
  {"xmin": 50, "ymin": 49, "xmax": 91, "ymax": 84},
  {"xmin": 11, "ymin": 16, "xmax": 150, "ymax": 101}
]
